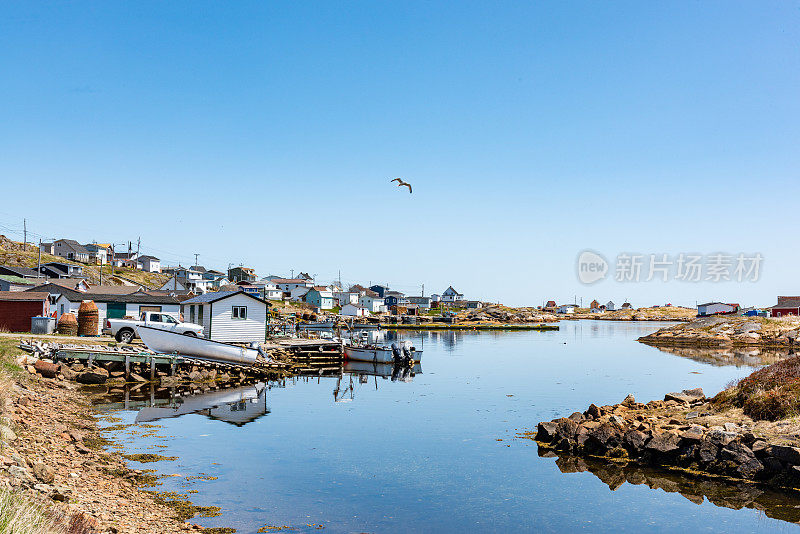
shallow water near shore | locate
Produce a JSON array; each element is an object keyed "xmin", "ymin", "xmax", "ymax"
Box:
[{"xmin": 93, "ymin": 320, "xmax": 800, "ymax": 533}]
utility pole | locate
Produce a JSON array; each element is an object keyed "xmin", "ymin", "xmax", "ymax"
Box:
[
  {"xmin": 422, "ymin": 283, "xmax": 425, "ymax": 297},
  {"xmin": 37, "ymin": 239, "xmax": 42, "ymax": 279},
  {"xmin": 136, "ymin": 237, "xmax": 140, "ymax": 260},
  {"xmin": 194, "ymin": 253, "xmax": 199, "ymax": 267},
  {"xmin": 290, "ymin": 269, "xmax": 294, "ymax": 279},
  {"xmin": 23, "ymin": 219, "xmax": 26, "ymax": 251}
]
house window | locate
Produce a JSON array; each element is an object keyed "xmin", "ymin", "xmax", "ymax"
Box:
[{"xmin": 232, "ymin": 306, "xmax": 247, "ymax": 320}]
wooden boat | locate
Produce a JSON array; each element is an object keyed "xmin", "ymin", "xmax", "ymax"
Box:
[{"xmin": 136, "ymin": 325, "xmax": 260, "ymax": 365}]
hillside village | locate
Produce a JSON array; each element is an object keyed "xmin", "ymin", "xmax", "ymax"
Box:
[{"xmin": 0, "ymin": 234, "xmax": 794, "ymax": 338}]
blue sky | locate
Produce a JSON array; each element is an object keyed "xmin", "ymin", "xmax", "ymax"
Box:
[{"xmin": 1, "ymin": 1, "xmax": 799, "ymax": 306}]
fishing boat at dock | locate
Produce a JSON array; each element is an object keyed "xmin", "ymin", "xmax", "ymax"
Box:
[
  {"xmin": 136, "ymin": 325, "xmax": 263, "ymax": 366},
  {"xmin": 343, "ymin": 333, "xmax": 422, "ymax": 364}
]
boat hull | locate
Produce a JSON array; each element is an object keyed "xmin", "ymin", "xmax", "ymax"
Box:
[
  {"xmin": 136, "ymin": 325, "xmax": 259, "ymax": 365},
  {"xmin": 343, "ymin": 346, "xmax": 422, "ymax": 363}
]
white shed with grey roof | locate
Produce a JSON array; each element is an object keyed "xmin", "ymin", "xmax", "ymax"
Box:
[{"xmin": 181, "ymin": 291, "xmax": 268, "ymax": 343}]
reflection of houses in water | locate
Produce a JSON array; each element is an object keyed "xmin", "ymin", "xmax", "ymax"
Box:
[
  {"xmin": 134, "ymin": 383, "xmax": 270, "ymax": 426},
  {"xmin": 540, "ymin": 449, "xmax": 800, "ymax": 524}
]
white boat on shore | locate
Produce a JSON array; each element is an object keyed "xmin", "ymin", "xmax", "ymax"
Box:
[{"xmin": 136, "ymin": 325, "xmax": 262, "ymax": 366}]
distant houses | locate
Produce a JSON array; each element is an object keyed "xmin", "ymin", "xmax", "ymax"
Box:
[
  {"xmin": 304, "ymin": 287, "xmax": 335, "ymax": 309},
  {"xmin": 341, "ymin": 303, "xmax": 369, "ymax": 317},
  {"xmin": 557, "ymin": 304, "xmax": 577, "ymax": 314},
  {"xmin": 770, "ymin": 296, "xmax": 800, "ymax": 317},
  {"xmin": 697, "ymin": 302, "xmax": 739, "ymax": 317},
  {"xmin": 228, "ymin": 266, "xmax": 257, "ymax": 283},
  {"xmin": 441, "ymin": 286, "xmax": 464, "ymax": 303}
]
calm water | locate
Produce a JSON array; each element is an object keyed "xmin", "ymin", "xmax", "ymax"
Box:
[{"xmin": 94, "ymin": 321, "xmax": 800, "ymax": 533}]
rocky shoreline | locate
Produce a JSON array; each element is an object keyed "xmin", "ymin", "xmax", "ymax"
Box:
[
  {"xmin": 0, "ymin": 343, "xmax": 243, "ymax": 533},
  {"xmin": 526, "ymin": 388, "xmax": 800, "ymax": 494},
  {"xmin": 639, "ymin": 316, "xmax": 800, "ymax": 348}
]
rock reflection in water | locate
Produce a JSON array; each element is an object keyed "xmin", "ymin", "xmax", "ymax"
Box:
[
  {"xmin": 540, "ymin": 449, "xmax": 800, "ymax": 524},
  {"xmin": 646, "ymin": 343, "xmax": 794, "ymax": 368}
]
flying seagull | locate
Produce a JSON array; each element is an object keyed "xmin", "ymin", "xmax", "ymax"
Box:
[{"xmin": 390, "ymin": 177, "xmax": 412, "ymax": 193}]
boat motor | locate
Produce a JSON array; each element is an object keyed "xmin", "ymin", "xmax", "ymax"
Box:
[{"xmin": 391, "ymin": 342, "xmax": 402, "ymax": 363}]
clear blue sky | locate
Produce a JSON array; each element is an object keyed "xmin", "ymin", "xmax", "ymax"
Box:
[{"xmin": 1, "ymin": 2, "xmax": 798, "ymax": 306}]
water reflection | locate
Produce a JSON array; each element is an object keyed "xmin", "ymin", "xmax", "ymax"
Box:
[
  {"xmin": 134, "ymin": 383, "xmax": 270, "ymax": 426},
  {"xmin": 333, "ymin": 361, "xmax": 422, "ymax": 402},
  {"xmin": 643, "ymin": 343, "xmax": 794, "ymax": 368},
  {"xmin": 539, "ymin": 449, "xmax": 800, "ymax": 524}
]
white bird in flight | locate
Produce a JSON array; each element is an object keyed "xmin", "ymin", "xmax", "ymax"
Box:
[{"xmin": 390, "ymin": 178, "xmax": 412, "ymax": 193}]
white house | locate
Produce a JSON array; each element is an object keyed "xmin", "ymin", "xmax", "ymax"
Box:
[
  {"xmin": 84, "ymin": 244, "xmax": 110, "ymax": 265},
  {"xmin": 697, "ymin": 302, "xmax": 738, "ymax": 317},
  {"xmin": 333, "ymin": 291, "xmax": 359, "ymax": 307},
  {"xmin": 138, "ymin": 255, "xmax": 161, "ymax": 273},
  {"xmin": 557, "ymin": 304, "xmax": 577, "ymax": 314},
  {"xmin": 272, "ymin": 278, "xmax": 314, "ymax": 295},
  {"xmin": 606, "ymin": 301, "xmax": 616, "ymax": 311},
  {"xmin": 254, "ymin": 280, "xmax": 283, "ymax": 300},
  {"xmin": 181, "ymin": 291, "xmax": 268, "ymax": 343},
  {"xmin": 159, "ymin": 276, "xmax": 188, "ymax": 292},
  {"xmin": 341, "ymin": 303, "xmax": 369, "ymax": 317},
  {"xmin": 441, "ymin": 286, "xmax": 464, "ymax": 303},
  {"xmin": 430, "ymin": 294, "xmax": 441, "ymax": 303},
  {"xmin": 359, "ymin": 295, "xmax": 386, "ymax": 313},
  {"xmin": 168, "ymin": 268, "xmax": 214, "ymax": 293}
]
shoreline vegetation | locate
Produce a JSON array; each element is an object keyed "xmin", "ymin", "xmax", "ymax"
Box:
[
  {"xmin": 529, "ymin": 354, "xmax": 800, "ymax": 496},
  {"xmin": 0, "ymin": 337, "xmax": 233, "ymax": 534}
]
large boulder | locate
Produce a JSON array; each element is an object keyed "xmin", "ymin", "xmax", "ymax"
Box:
[
  {"xmin": 767, "ymin": 445, "xmax": 800, "ymax": 465},
  {"xmin": 32, "ymin": 463, "xmax": 55, "ymax": 484},
  {"xmin": 646, "ymin": 431, "xmax": 681, "ymax": 454},
  {"xmin": 76, "ymin": 367, "xmax": 109, "ymax": 385},
  {"xmin": 535, "ymin": 421, "xmax": 558, "ymax": 442}
]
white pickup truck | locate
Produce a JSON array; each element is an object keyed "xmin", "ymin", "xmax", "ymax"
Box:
[{"xmin": 103, "ymin": 312, "xmax": 204, "ymax": 343}]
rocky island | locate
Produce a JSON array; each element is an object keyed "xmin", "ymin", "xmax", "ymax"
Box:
[
  {"xmin": 639, "ymin": 316, "xmax": 800, "ymax": 347},
  {"xmin": 526, "ymin": 355, "xmax": 800, "ymax": 494}
]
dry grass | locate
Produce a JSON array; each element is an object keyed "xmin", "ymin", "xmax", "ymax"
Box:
[
  {"xmin": 714, "ymin": 355, "xmax": 800, "ymax": 420},
  {"xmin": 0, "ymin": 487, "xmax": 66, "ymax": 534}
]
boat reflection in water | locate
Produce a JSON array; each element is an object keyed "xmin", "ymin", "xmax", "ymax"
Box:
[
  {"xmin": 332, "ymin": 361, "xmax": 422, "ymax": 402},
  {"xmin": 134, "ymin": 383, "xmax": 269, "ymax": 426}
]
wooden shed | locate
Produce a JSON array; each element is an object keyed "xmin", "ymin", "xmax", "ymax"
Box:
[{"xmin": 0, "ymin": 291, "xmax": 49, "ymax": 332}]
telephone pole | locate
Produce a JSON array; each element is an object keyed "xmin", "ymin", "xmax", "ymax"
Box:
[
  {"xmin": 136, "ymin": 237, "xmax": 140, "ymax": 259},
  {"xmin": 37, "ymin": 239, "xmax": 42, "ymax": 278},
  {"xmin": 422, "ymin": 283, "xmax": 425, "ymax": 297},
  {"xmin": 23, "ymin": 219, "xmax": 26, "ymax": 251},
  {"xmin": 194, "ymin": 253, "xmax": 199, "ymax": 267}
]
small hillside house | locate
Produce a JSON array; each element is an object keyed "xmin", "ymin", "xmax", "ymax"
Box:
[
  {"xmin": 359, "ymin": 295, "xmax": 386, "ymax": 313},
  {"xmin": 181, "ymin": 291, "xmax": 268, "ymax": 343},
  {"xmin": 0, "ymin": 265, "xmax": 41, "ymax": 279},
  {"xmin": 441, "ymin": 286, "xmax": 464, "ymax": 303},
  {"xmin": 0, "ymin": 275, "xmax": 36, "ymax": 292},
  {"xmin": 606, "ymin": 301, "xmax": 616, "ymax": 311},
  {"xmin": 341, "ymin": 303, "xmax": 369, "ymax": 317},
  {"xmin": 138, "ymin": 255, "xmax": 161, "ymax": 273},
  {"xmin": 303, "ymin": 287, "xmax": 334, "ymax": 309},
  {"xmin": 272, "ymin": 278, "xmax": 314, "ymax": 296},
  {"xmin": 384, "ymin": 291, "xmax": 408, "ymax": 307},
  {"xmin": 52, "ymin": 239, "xmax": 90, "ymax": 263},
  {"xmin": 558, "ymin": 304, "xmax": 577, "ymax": 314},
  {"xmin": 290, "ymin": 285, "xmax": 311, "ymax": 301},
  {"xmin": 369, "ymin": 285, "xmax": 390, "ymax": 298},
  {"xmin": 228, "ymin": 266, "xmax": 257, "ymax": 283},
  {"xmin": 333, "ymin": 291, "xmax": 359, "ymax": 307},
  {"xmin": 589, "ymin": 300, "xmax": 600, "ymax": 309},
  {"xmin": 84, "ymin": 244, "xmax": 110, "ymax": 265}
]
